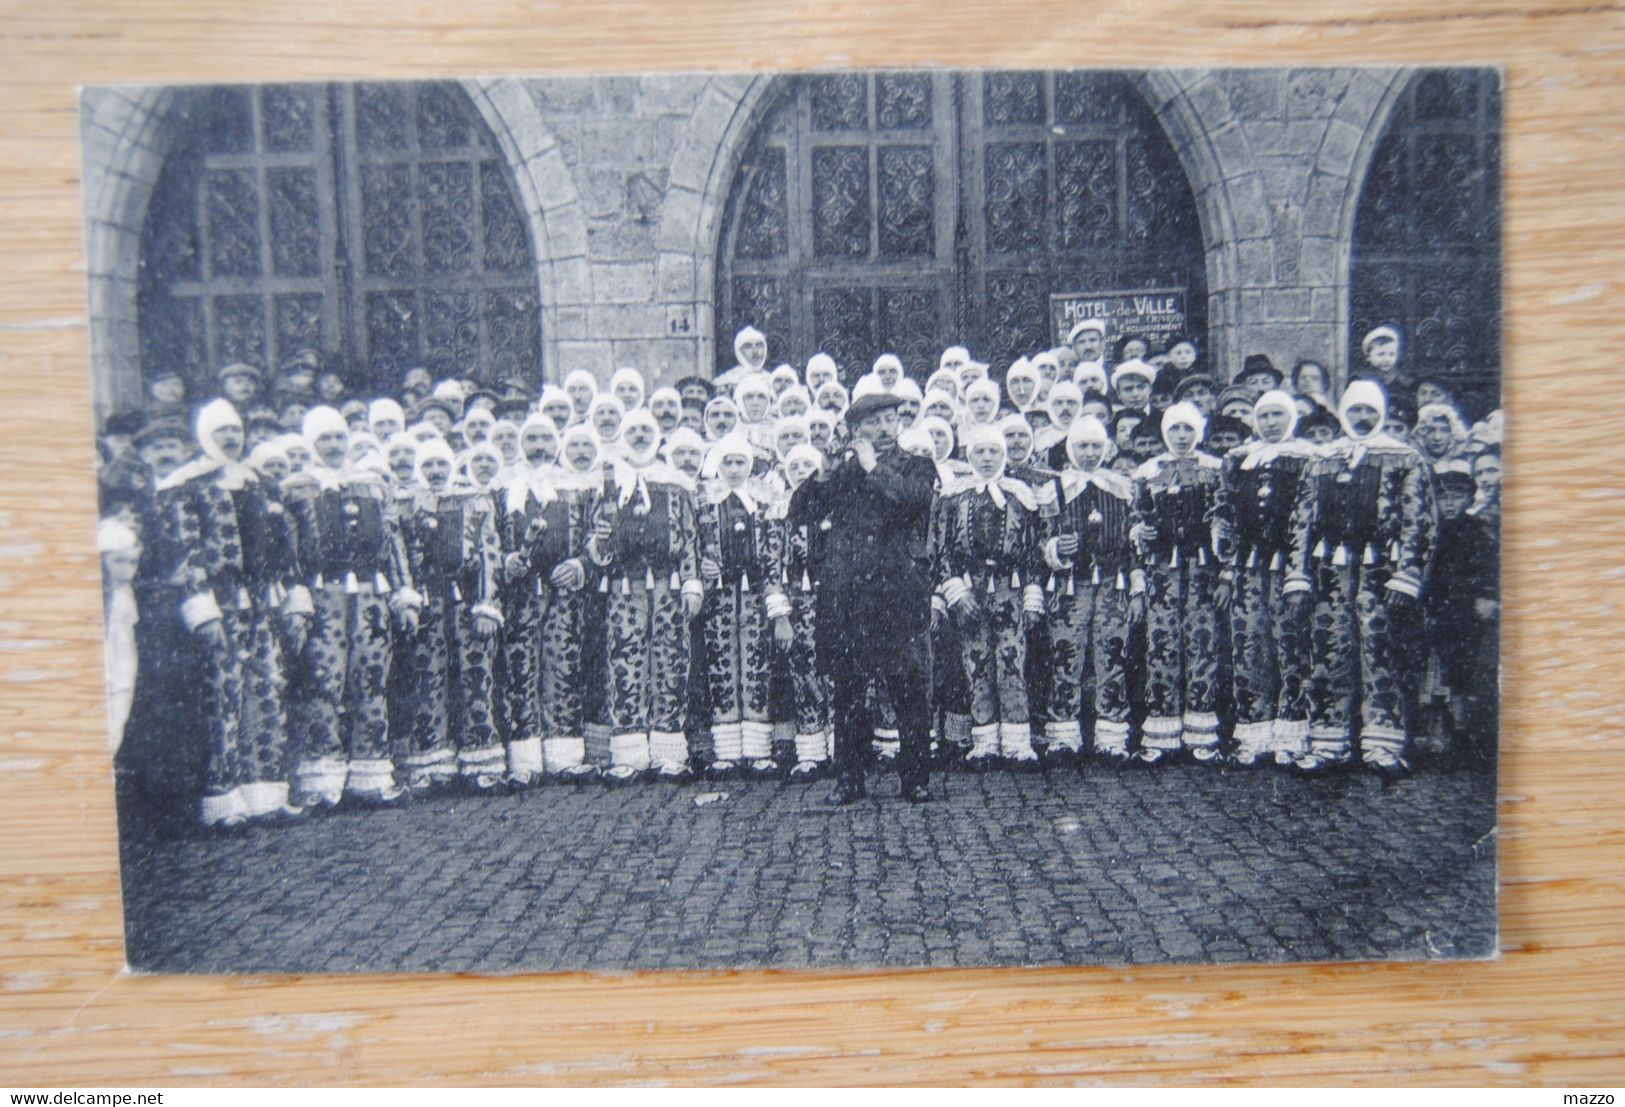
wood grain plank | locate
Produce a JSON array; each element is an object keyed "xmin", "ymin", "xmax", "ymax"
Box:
[{"xmin": 1, "ymin": 0, "xmax": 1623, "ymax": 1085}]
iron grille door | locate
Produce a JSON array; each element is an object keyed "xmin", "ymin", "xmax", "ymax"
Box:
[{"xmin": 137, "ymin": 81, "xmax": 542, "ymax": 397}]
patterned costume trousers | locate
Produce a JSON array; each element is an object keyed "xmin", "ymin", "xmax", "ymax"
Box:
[
  {"xmin": 1044, "ymin": 580, "xmax": 1132, "ymax": 757},
  {"xmin": 1230, "ymin": 565, "xmax": 1310, "ymax": 762},
  {"xmin": 781, "ymin": 590, "xmax": 831, "ymax": 763},
  {"xmin": 703, "ymin": 583, "xmax": 775, "ymax": 762},
  {"xmin": 604, "ymin": 578, "xmax": 691, "ymax": 771},
  {"xmin": 956, "ymin": 582, "xmax": 1035, "ymax": 761},
  {"xmin": 1142, "ymin": 560, "xmax": 1222, "ymax": 754},
  {"xmin": 504, "ymin": 586, "xmax": 593, "ymax": 775},
  {"xmin": 396, "ymin": 589, "xmax": 502, "ymax": 788},
  {"xmin": 198, "ymin": 602, "xmax": 291, "ymax": 823},
  {"xmin": 1305, "ymin": 562, "xmax": 1409, "ymax": 763},
  {"xmin": 933, "ymin": 615, "xmax": 972, "ymax": 750},
  {"xmin": 290, "ymin": 583, "xmax": 396, "ymax": 803}
]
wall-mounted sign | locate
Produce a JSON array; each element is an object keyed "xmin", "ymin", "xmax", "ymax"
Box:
[{"xmin": 1050, "ymin": 287, "xmax": 1189, "ymax": 353}]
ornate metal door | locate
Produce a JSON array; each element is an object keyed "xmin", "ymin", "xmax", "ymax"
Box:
[
  {"xmin": 716, "ymin": 72, "xmax": 958, "ymax": 379},
  {"xmin": 714, "ymin": 71, "xmax": 1206, "ymax": 380},
  {"xmin": 138, "ymin": 81, "xmax": 541, "ymax": 395},
  {"xmin": 1351, "ymin": 69, "xmax": 1501, "ymax": 418},
  {"xmin": 961, "ymin": 72, "xmax": 1206, "ymax": 370}
]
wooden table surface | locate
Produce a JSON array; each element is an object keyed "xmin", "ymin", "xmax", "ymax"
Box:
[{"xmin": 2, "ymin": 0, "xmax": 1622, "ymax": 1087}]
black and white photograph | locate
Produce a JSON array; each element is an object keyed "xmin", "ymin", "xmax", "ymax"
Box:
[{"xmin": 82, "ymin": 66, "xmax": 1503, "ymax": 973}]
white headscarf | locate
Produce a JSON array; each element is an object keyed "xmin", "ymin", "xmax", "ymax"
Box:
[
  {"xmin": 958, "ymin": 423, "xmax": 1036, "ymax": 510},
  {"xmin": 1239, "ymin": 389, "xmax": 1306, "ymax": 470},
  {"xmin": 1160, "ymin": 402, "xmax": 1207, "ymax": 457},
  {"xmin": 734, "ymin": 325, "xmax": 767, "ymax": 371},
  {"xmin": 159, "ymin": 398, "xmax": 253, "ymax": 491},
  {"xmin": 413, "ymin": 437, "xmax": 457, "ymax": 500},
  {"xmin": 769, "ymin": 364, "xmax": 800, "ymax": 394},
  {"xmin": 556, "ymin": 422, "xmax": 603, "ymax": 493},
  {"xmin": 733, "ymin": 374, "xmax": 775, "ymax": 426},
  {"xmin": 588, "ymin": 393, "xmax": 626, "ymax": 446},
  {"xmin": 962, "ymin": 379, "xmax": 1001, "ymax": 426},
  {"xmin": 701, "ymin": 433, "xmax": 759, "ymax": 512},
  {"xmin": 662, "ymin": 425, "xmax": 707, "ymax": 470},
  {"xmin": 804, "ymin": 352, "xmax": 838, "ymax": 392},
  {"xmin": 610, "ymin": 367, "xmax": 647, "ymax": 411},
  {"xmin": 1337, "ymin": 380, "xmax": 1389, "ymax": 442},
  {"xmin": 998, "ymin": 412, "xmax": 1035, "ymax": 465},
  {"xmin": 368, "ymin": 398, "xmax": 406, "ymax": 435},
  {"xmin": 563, "ymin": 369, "xmax": 599, "ymax": 419},
  {"xmin": 1005, "ymin": 359, "xmax": 1040, "ymax": 412},
  {"xmin": 925, "ymin": 368, "xmax": 959, "ymax": 399},
  {"xmin": 851, "ymin": 374, "xmax": 889, "ymax": 402},
  {"xmin": 1059, "ymin": 415, "xmax": 1125, "ymax": 501},
  {"xmin": 776, "ymin": 385, "xmax": 812, "ymax": 418},
  {"xmin": 299, "ymin": 405, "xmax": 357, "ymax": 490},
  {"xmin": 506, "ymin": 413, "xmax": 562, "ymax": 512}
]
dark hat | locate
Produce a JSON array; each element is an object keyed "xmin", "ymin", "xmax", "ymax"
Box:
[
  {"xmin": 1298, "ymin": 408, "xmax": 1341, "ymax": 436},
  {"xmin": 674, "ymin": 375, "xmax": 715, "ymax": 397},
  {"xmin": 1237, "ymin": 354, "xmax": 1283, "ymax": 386},
  {"xmin": 1436, "ymin": 467, "xmax": 1476, "ymax": 492},
  {"xmin": 497, "ymin": 376, "xmax": 532, "ymax": 400},
  {"xmin": 246, "ymin": 413, "xmax": 282, "ymax": 436},
  {"xmin": 273, "ymin": 378, "xmax": 316, "ymax": 404},
  {"xmin": 1173, "ymin": 373, "xmax": 1219, "ymax": 400},
  {"xmin": 414, "ymin": 396, "xmax": 457, "ymax": 422},
  {"xmin": 494, "ymin": 397, "xmax": 531, "ymax": 423},
  {"xmin": 103, "ymin": 410, "xmax": 145, "ymax": 437},
  {"xmin": 1205, "ymin": 414, "xmax": 1251, "ymax": 442},
  {"xmin": 133, "ymin": 410, "xmax": 192, "ymax": 448},
  {"xmin": 217, "ymin": 361, "xmax": 262, "ymax": 382},
  {"xmin": 149, "ymin": 367, "xmax": 185, "ymax": 383},
  {"xmin": 1216, "ymin": 385, "xmax": 1255, "ymax": 412},
  {"xmin": 279, "ymin": 348, "xmax": 322, "ymax": 373},
  {"xmin": 464, "ymin": 388, "xmax": 500, "ymax": 411},
  {"xmin": 844, "ymin": 391, "xmax": 904, "ymax": 426}
]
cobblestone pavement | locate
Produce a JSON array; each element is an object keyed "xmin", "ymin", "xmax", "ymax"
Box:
[{"xmin": 118, "ymin": 763, "xmax": 1497, "ymax": 973}]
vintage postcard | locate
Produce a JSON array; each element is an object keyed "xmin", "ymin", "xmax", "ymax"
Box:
[{"xmin": 83, "ymin": 67, "xmax": 1501, "ymax": 972}]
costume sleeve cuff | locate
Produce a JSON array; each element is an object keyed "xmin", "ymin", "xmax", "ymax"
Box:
[
  {"xmin": 390, "ymin": 587, "xmax": 424, "ymax": 612},
  {"xmin": 1386, "ymin": 574, "xmax": 1421, "ymax": 600},
  {"xmin": 1043, "ymin": 537, "xmax": 1070, "ymax": 571},
  {"xmin": 471, "ymin": 602, "xmax": 504, "ymax": 626},
  {"xmin": 941, "ymin": 578, "xmax": 970, "ymax": 607},
  {"xmin": 932, "ymin": 594, "xmax": 948, "ymax": 615},
  {"xmin": 1022, "ymin": 584, "xmax": 1045, "ymax": 614},
  {"xmin": 681, "ymin": 578, "xmax": 704, "ymax": 599},
  {"xmin": 1129, "ymin": 569, "xmax": 1146, "ymax": 597},
  {"xmin": 586, "ymin": 537, "xmax": 612, "ymax": 567},
  {"xmin": 764, "ymin": 593, "xmax": 792, "ymax": 620},
  {"xmin": 180, "ymin": 591, "xmax": 222, "ymax": 632},
  {"xmin": 281, "ymin": 585, "xmax": 314, "ymax": 618},
  {"xmin": 1282, "ymin": 576, "xmax": 1311, "ymax": 595}
]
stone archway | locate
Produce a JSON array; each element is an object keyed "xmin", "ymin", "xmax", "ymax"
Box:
[
  {"xmin": 656, "ymin": 73, "xmax": 774, "ymax": 375},
  {"xmin": 82, "ymin": 78, "xmax": 576, "ymax": 416},
  {"xmin": 1134, "ymin": 68, "xmax": 1414, "ymax": 384}
]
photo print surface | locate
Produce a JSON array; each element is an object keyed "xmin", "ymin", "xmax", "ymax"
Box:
[{"xmin": 84, "ymin": 67, "xmax": 1502, "ymax": 972}]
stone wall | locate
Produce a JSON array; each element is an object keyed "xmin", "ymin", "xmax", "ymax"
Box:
[
  {"xmin": 81, "ymin": 68, "xmax": 1414, "ymax": 416},
  {"xmin": 1139, "ymin": 68, "xmax": 1409, "ymax": 387}
]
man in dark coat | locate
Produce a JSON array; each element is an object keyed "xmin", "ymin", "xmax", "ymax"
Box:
[{"xmin": 791, "ymin": 391, "xmax": 940, "ymax": 803}]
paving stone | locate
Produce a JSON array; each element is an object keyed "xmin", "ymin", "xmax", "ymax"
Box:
[{"xmin": 118, "ymin": 765, "xmax": 1498, "ymax": 973}]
